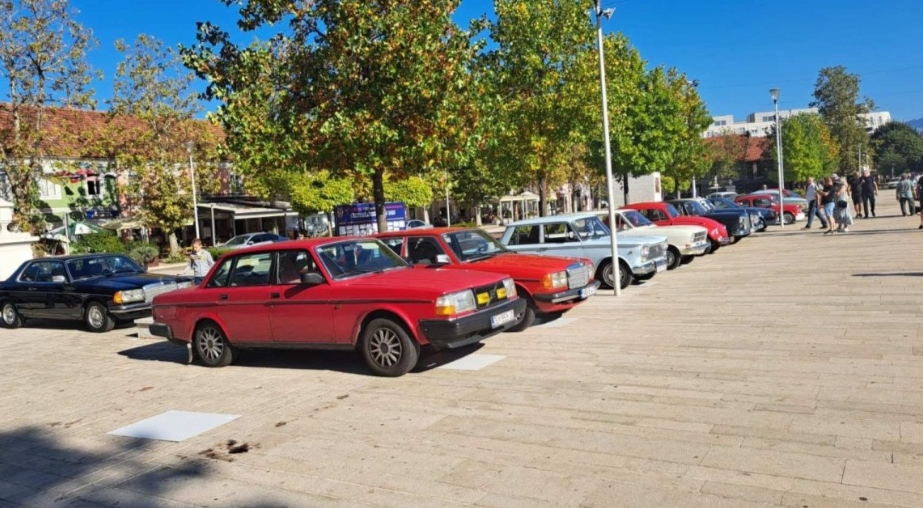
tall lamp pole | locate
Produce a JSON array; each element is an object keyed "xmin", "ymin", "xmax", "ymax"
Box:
[
  {"xmin": 445, "ymin": 168, "xmax": 451, "ymax": 227},
  {"xmin": 186, "ymin": 141, "xmax": 200, "ymax": 240},
  {"xmin": 595, "ymin": 1, "xmax": 621, "ymax": 296},
  {"xmin": 770, "ymin": 88, "xmax": 785, "ymax": 228}
]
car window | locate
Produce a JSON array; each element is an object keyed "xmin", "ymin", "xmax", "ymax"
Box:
[
  {"xmin": 276, "ymin": 250, "xmax": 318, "ymax": 285},
  {"xmin": 315, "ymin": 240, "xmax": 407, "ymax": 279},
  {"xmin": 224, "ymin": 235, "xmax": 248, "ymax": 246},
  {"xmin": 507, "ymin": 225, "xmax": 540, "ymax": 245},
  {"xmin": 443, "ymin": 230, "xmax": 507, "ymax": 262},
  {"xmin": 407, "ymin": 237, "xmax": 445, "ymax": 265},
  {"xmin": 571, "ymin": 217, "xmax": 609, "ymax": 240},
  {"xmin": 381, "ymin": 237, "xmax": 404, "ymax": 255},
  {"xmin": 620, "ymin": 210, "xmax": 652, "ymax": 228},
  {"xmin": 642, "ymin": 208, "xmax": 667, "ymax": 222},
  {"xmin": 207, "ymin": 257, "xmax": 234, "ymax": 288},
  {"xmin": 19, "ymin": 260, "xmax": 66, "ymax": 283},
  {"xmin": 542, "ymin": 223, "xmax": 576, "ymax": 244},
  {"xmin": 226, "ymin": 252, "xmax": 273, "ymax": 287},
  {"xmin": 664, "ymin": 204, "xmax": 681, "ymax": 218}
]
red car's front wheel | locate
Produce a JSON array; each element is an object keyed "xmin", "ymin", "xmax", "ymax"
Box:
[{"xmin": 361, "ymin": 318, "xmax": 419, "ymax": 377}]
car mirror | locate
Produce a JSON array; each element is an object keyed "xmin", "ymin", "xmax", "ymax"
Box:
[
  {"xmin": 299, "ymin": 272, "xmax": 325, "ymax": 285},
  {"xmin": 51, "ymin": 275, "xmax": 66, "ymax": 283},
  {"xmin": 434, "ymin": 254, "xmax": 450, "ymax": 264}
]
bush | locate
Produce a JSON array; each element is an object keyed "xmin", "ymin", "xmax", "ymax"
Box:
[
  {"xmin": 127, "ymin": 245, "xmax": 159, "ymax": 266},
  {"xmin": 207, "ymin": 247, "xmax": 233, "ymax": 261},
  {"xmin": 71, "ymin": 232, "xmax": 125, "ymax": 254}
]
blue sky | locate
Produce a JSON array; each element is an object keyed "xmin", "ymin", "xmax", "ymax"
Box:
[{"xmin": 71, "ymin": 0, "xmax": 923, "ymax": 121}]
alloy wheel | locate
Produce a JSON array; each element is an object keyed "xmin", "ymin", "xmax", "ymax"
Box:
[
  {"xmin": 369, "ymin": 327, "xmax": 403, "ymax": 368},
  {"xmin": 197, "ymin": 326, "xmax": 225, "ymax": 362}
]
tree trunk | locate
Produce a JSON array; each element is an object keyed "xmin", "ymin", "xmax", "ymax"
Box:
[
  {"xmin": 168, "ymin": 232, "xmax": 180, "ymax": 256},
  {"xmin": 538, "ymin": 174, "xmax": 547, "ymax": 217},
  {"xmin": 372, "ymin": 169, "xmax": 387, "ymax": 233}
]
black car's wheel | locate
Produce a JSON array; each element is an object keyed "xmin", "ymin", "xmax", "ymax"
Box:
[
  {"xmin": 665, "ymin": 246, "xmax": 682, "ymax": 270},
  {"xmin": 709, "ymin": 239, "xmax": 721, "ymax": 254},
  {"xmin": 1, "ymin": 301, "xmax": 23, "ymax": 329},
  {"xmin": 783, "ymin": 211, "xmax": 796, "ymax": 225},
  {"xmin": 194, "ymin": 321, "xmax": 236, "ymax": 367},
  {"xmin": 361, "ymin": 318, "xmax": 418, "ymax": 377},
  {"xmin": 508, "ymin": 300, "xmax": 536, "ymax": 333},
  {"xmin": 681, "ymin": 255, "xmax": 695, "ymax": 265},
  {"xmin": 597, "ymin": 260, "xmax": 614, "ymax": 289},
  {"xmin": 84, "ymin": 302, "xmax": 115, "ymax": 333}
]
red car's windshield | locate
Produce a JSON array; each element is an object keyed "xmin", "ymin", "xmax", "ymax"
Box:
[
  {"xmin": 314, "ymin": 239, "xmax": 408, "ymax": 279},
  {"xmin": 442, "ymin": 229, "xmax": 509, "ymax": 262}
]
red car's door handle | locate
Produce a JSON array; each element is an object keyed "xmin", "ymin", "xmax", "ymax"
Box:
[
  {"xmin": 219, "ymin": 294, "xmax": 228, "ymax": 300},
  {"xmin": 269, "ymin": 293, "xmax": 280, "ymax": 299}
]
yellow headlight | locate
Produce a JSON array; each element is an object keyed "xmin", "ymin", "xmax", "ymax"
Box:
[
  {"xmin": 113, "ymin": 291, "xmax": 123, "ymax": 305},
  {"xmin": 496, "ymin": 287, "xmax": 507, "ymax": 299},
  {"xmin": 476, "ymin": 292, "xmax": 490, "ymax": 305}
]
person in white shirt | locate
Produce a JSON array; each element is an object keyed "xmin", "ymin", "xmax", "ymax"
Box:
[{"xmin": 802, "ymin": 177, "xmax": 828, "ymax": 230}]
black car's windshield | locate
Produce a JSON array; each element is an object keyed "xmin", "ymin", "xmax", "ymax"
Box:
[
  {"xmin": 443, "ymin": 229, "xmax": 508, "ymax": 262},
  {"xmin": 683, "ymin": 200, "xmax": 709, "ymax": 215},
  {"xmin": 67, "ymin": 255, "xmax": 143, "ymax": 280},
  {"xmin": 315, "ymin": 239, "xmax": 408, "ymax": 279},
  {"xmin": 710, "ymin": 198, "xmax": 740, "ymax": 209}
]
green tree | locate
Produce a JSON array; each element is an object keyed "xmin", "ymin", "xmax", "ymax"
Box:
[
  {"xmin": 871, "ymin": 122, "xmax": 923, "ymax": 174},
  {"xmin": 708, "ymin": 131, "xmax": 746, "ymax": 182},
  {"xmin": 289, "ymin": 170, "xmax": 354, "ymax": 235},
  {"xmin": 184, "ymin": 0, "xmax": 481, "ymax": 232},
  {"xmin": 0, "ymin": 0, "xmax": 98, "ymax": 232},
  {"xmin": 810, "ymin": 66, "xmax": 875, "ymax": 174},
  {"xmin": 483, "ymin": 0, "xmax": 597, "ymax": 215},
  {"xmin": 765, "ymin": 113, "xmax": 837, "ymax": 184},
  {"xmin": 385, "ymin": 175, "xmax": 433, "ymax": 210},
  {"xmin": 108, "ymin": 34, "xmax": 221, "ymax": 254}
]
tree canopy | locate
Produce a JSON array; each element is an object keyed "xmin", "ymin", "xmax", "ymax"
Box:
[
  {"xmin": 871, "ymin": 121, "xmax": 923, "ymax": 175},
  {"xmin": 810, "ymin": 66, "xmax": 874, "ymax": 174}
]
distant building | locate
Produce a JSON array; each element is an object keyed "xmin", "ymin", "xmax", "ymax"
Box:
[{"xmin": 704, "ymin": 108, "xmax": 891, "ymax": 138}]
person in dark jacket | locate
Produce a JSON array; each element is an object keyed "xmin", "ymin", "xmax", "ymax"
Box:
[{"xmin": 858, "ymin": 169, "xmax": 878, "ymax": 218}]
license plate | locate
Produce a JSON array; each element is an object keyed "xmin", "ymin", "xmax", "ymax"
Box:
[
  {"xmin": 655, "ymin": 259, "xmax": 667, "ymax": 273},
  {"xmin": 491, "ymin": 309, "xmax": 515, "ymax": 328},
  {"xmin": 580, "ymin": 286, "xmax": 596, "ymax": 298}
]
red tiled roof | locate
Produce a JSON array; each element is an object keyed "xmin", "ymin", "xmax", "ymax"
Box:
[{"xmin": 0, "ymin": 103, "xmax": 224, "ymax": 159}]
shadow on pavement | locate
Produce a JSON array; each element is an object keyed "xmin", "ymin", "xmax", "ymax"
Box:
[{"xmin": 117, "ymin": 340, "xmax": 486, "ymax": 376}]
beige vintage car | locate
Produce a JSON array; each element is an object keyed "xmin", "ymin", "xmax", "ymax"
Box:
[{"xmin": 596, "ymin": 209, "xmax": 710, "ymax": 270}]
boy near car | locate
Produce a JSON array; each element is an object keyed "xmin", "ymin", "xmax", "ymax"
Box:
[{"xmin": 185, "ymin": 238, "xmax": 214, "ymax": 285}]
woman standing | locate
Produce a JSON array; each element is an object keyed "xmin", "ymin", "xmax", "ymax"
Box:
[
  {"xmin": 834, "ymin": 177, "xmax": 853, "ymax": 233},
  {"xmin": 818, "ymin": 177, "xmax": 837, "ymax": 234}
]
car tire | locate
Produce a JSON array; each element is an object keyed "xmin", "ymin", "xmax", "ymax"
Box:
[
  {"xmin": 508, "ymin": 302, "xmax": 536, "ymax": 333},
  {"xmin": 783, "ymin": 212, "xmax": 795, "ymax": 225},
  {"xmin": 361, "ymin": 318, "xmax": 419, "ymax": 377},
  {"xmin": 619, "ymin": 261, "xmax": 632, "ymax": 290},
  {"xmin": 665, "ymin": 246, "xmax": 682, "ymax": 270},
  {"xmin": 681, "ymin": 255, "xmax": 695, "ymax": 265},
  {"xmin": 597, "ymin": 260, "xmax": 614, "ymax": 289},
  {"xmin": 194, "ymin": 321, "xmax": 237, "ymax": 367},
  {"xmin": 1, "ymin": 301, "xmax": 23, "ymax": 329},
  {"xmin": 709, "ymin": 239, "xmax": 721, "ymax": 254},
  {"xmin": 84, "ymin": 302, "xmax": 115, "ymax": 333}
]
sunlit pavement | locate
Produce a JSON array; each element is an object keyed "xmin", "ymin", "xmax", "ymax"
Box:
[{"xmin": 3, "ymin": 199, "xmax": 923, "ymax": 507}]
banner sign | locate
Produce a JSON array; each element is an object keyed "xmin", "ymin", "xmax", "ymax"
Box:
[{"xmin": 334, "ymin": 202, "xmax": 407, "ymax": 236}]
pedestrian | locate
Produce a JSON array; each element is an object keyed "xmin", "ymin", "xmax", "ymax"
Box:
[
  {"xmin": 849, "ymin": 173, "xmax": 863, "ymax": 216},
  {"xmin": 897, "ymin": 173, "xmax": 915, "ymax": 216},
  {"xmin": 834, "ymin": 177, "xmax": 853, "ymax": 232},
  {"xmin": 818, "ymin": 177, "xmax": 837, "ymax": 234},
  {"xmin": 858, "ymin": 169, "xmax": 878, "ymax": 217},
  {"xmin": 184, "ymin": 238, "xmax": 214, "ymax": 285},
  {"xmin": 801, "ymin": 177, "xmax": 828, "ymax": 230}
]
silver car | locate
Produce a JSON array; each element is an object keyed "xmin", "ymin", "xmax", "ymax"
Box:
[
  {"xmin": 499, "ymin": 213, "xmax": 668, "ymax": 290},
  {"xmin": 220, "ymin": 232, "xmax": 288, "ymax": 250}
]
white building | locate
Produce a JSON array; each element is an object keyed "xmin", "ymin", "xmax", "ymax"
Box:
[{"xmin": 704, "ymin": 108, "xmax": 891, "ymax": 138}]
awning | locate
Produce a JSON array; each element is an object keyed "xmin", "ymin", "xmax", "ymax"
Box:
[{"xmin": 199, "ymin": 201, "xmax": 293, "ymax": 220}]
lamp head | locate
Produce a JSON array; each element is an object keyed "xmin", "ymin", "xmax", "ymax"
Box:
[{"xmin": 769, "ymin": 88, "xmax": 780, "ymax": 102}]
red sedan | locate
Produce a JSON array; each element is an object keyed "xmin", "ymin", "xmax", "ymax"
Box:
[
  {"xmin": 149, "ymin": 237, "xmax": 526, "ymax": 377},
  {"xmin": 622, "ymin": 202, "xmax": 730, "ymax": 253},
  {"xmin": 734, "ymin": 194, "xmax": 806, "ymax": 225},
  {"xmin": 375, "ymin": 228, "xmax": 598, "ymax": 331}
]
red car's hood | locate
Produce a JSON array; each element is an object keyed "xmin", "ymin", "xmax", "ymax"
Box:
[
  {"xmin": 342, "ymin": 266, "xmax": 505, "ymax": 292},
  {"xmin": 460, "ymin": 252, "xmax": 582, "ymax": 272}
]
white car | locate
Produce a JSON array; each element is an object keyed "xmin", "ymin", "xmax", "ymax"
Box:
[{"xmin": 597, "ymin": 209, "xmax": 710, "ymax": 270}]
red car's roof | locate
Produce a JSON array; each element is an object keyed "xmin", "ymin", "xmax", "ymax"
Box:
[{"xmin": 375, "ymin": 227, "xmax": 471, "ymax": 237}]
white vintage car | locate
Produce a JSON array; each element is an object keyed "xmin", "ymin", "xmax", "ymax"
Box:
[
  {"xmin": 499, "ymin": 213, "xmax": 668, "ymax": 290},
  {"xmin": 597, "ymin": 209, "xmax": 710, "ymax": 270}
]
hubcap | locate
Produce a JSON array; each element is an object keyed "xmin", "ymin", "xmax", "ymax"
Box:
[
  {"xmin": 2, "ymin": 304, "xmax": 15, "ymax": 324},
  {"xmin": 197, "ymin": 327, "xmax": 224, "ymax": 361},
  {"xmin": 667, "ymin": 251, "xmax": 676, "ymax": 267},
  {"xmin": 603, "ymin": 264, "xmax": 614, "ymax": 287},
  {"xmin": 87, "ymin": 306, "xmax": 104, "ymax": 329},
  {"xmin": 369, "ymin": 327, "xmax": 402, "ymax": 367}
]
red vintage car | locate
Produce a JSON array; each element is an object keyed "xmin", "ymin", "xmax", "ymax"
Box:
[
  {"xmin": 622, "ymin": 202, "xmax": 730, "ymax": 253},
  {"xmin": 375, "ymin": 228, "xmax": 599, "ymax": 331},
  {"xmin": 149, "ymin": 237, "xmax": 526, "ymax": 377},
  {"xmin": 734, "ymin": 194, "xmax": 806, "ymax": 225}
]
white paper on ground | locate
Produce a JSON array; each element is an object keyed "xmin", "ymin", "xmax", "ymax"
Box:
[
  {"xmin": 108, "ymin": 410, "xmax": 240, "ymax": 442},
  {"xmin": 437, "ymin": 354, "xmax": 506, "ymax": 371}
]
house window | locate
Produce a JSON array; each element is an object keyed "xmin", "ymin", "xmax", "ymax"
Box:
[
  {"xmin": 86, "ymin": 177, "xmax": 100, "ymax": 196},
  {"xmin": 36, "ymin": 178, "xmax": 61, "ymax": 200},
  {"xmin": 762, "ymin": 116, "xmax": 774, "ymax": 122}
]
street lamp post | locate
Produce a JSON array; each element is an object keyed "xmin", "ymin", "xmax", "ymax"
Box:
[
  {"xmin": 445, "ymin": 168, "xmax": 451, "ymax": 227},
  {"xmin": 595, "ymin": 1, "xmax": 621, "ymax": 296},
  {"xmin": 185, "ymin": 141, "xmax": 200, "ymax": 240},
  {"xmin": 770, "ymin": 88, "xmax": 785, "ymax": 228}
]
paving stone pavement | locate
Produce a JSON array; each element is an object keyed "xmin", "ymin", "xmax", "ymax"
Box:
[{"xmin": 3, "ymin": 199, "xmax": 923, "ymax": 507}]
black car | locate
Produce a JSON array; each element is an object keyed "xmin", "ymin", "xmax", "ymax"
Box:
[
  {"xmin": 706, "ymin": 197, "xmax": 774, "ymax": 232},
  {"xmin": 667, "ymin": 199, "xmax": 753, "ymax": 241},
  {"xmin": 0, "ymin": 254, "xmax": 194, "ymax": 333}
]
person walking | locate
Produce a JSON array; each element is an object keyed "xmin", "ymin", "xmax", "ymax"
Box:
[
  {"xmin": 834, "ymin": 177, "xmax": 853, "ymax": 232},
  {"xmin": 859, "ymin": 169, "xmax": 878, "ymax": 217},
  {"xmin": 818, "ymin": 177, "xmax": 837, "ymax": 234},
  {"xmin": 184, "ymin": 238, "xmax": 214, "ymax": 285},
  {"xmin": 897, "ymin": 173, "xmax": 915, "ymax": 216},
  {"xmin": 802, "ymin": 177, "xmax": 828, "ymax": 230},
  {"xmin": 849, "ymin": 173, "xmax": 863, "ymax": 217}
]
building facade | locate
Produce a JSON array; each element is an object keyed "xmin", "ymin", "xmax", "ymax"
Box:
[{"xmin": 704, "ymin": 108, "xmax": 891, "ymax": 138}]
